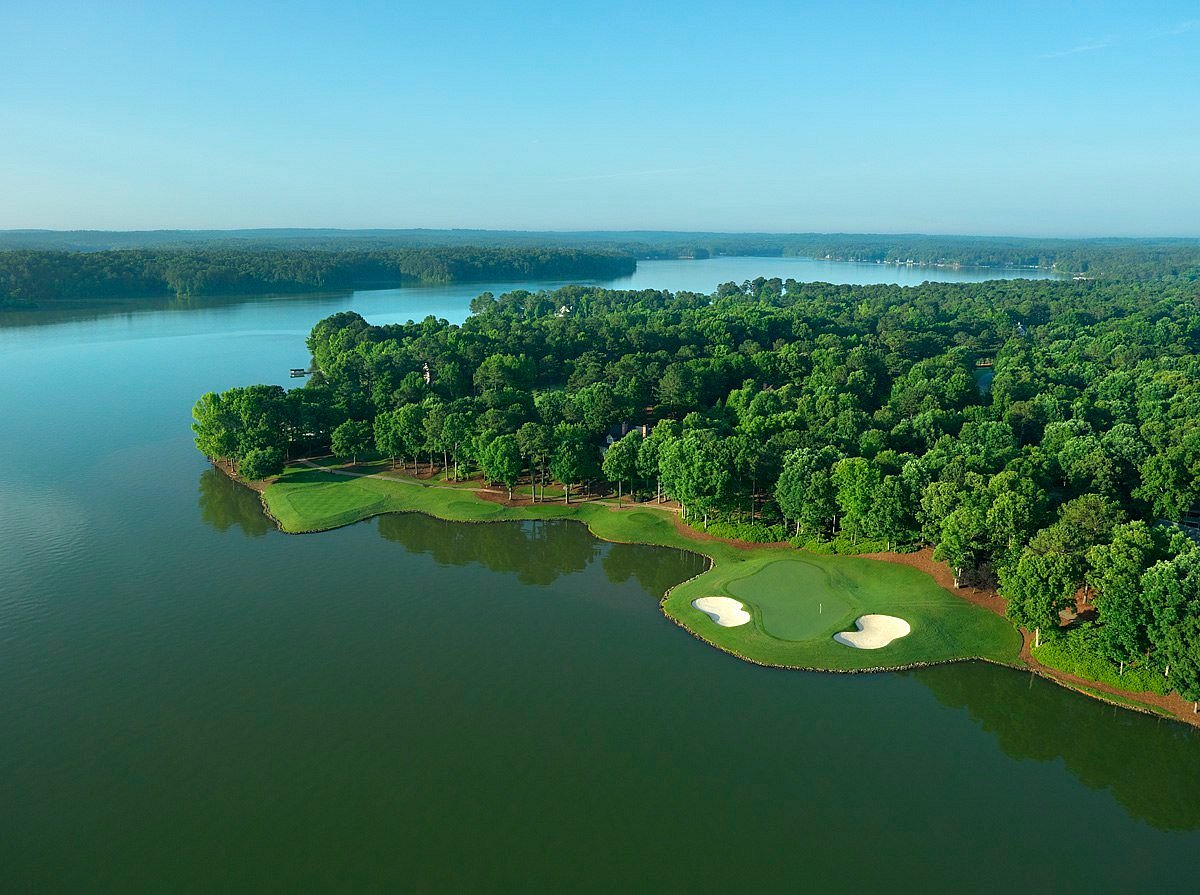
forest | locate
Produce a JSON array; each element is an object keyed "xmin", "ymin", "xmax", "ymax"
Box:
[
  {"xmin": 4, "ymin": 230, "xmax": 1199, "ymax": 281},
  {"xmin": 193, "ymin": 274, "xmax": 1200, "ymax": 702},
  {"xmin": 0, "ymin": 247, "xmax": 635, "ymax": 308}
]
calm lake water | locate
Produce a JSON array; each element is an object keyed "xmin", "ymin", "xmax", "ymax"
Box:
[{"xmin": 1, "ymin": 258, "xmax": 1195, "ymax": 892}]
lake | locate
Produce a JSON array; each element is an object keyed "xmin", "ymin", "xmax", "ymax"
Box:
[{"xmin": 1, "ymin": 257, "xmax": 1195, "ymax": 892}]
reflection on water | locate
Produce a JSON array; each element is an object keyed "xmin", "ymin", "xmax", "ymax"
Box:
[
  {"xmin": 0, "ymin": 290, "xmax": 357, "ymax": 330},
  {"xmin": 915, "ymin": 662, "xmax": 1200, "ymax": 831},
  {"xmin": 378, "ymin": 514, "xmax": 596, "ymax": 585},
  {"xmin": 199, "ymin": 479, "xmax": 1200, "ymax": 833},
  {"xmin": 377, "ymin": 512, "xmax": 706, "ymax": 592},
  {"xmin": 196, "ymin": 468, "xmax": 272, "ymax": 538},
  {"xmin": 601, "ymin": 539, "xmax": 709, "ymax": 598},
  {"xmin": 196, "ymin": 470, "xmax": 711, "ymax": 591}
]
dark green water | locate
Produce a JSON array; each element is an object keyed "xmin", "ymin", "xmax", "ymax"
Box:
[{"xmin": 1, "ymin": 260, "xmax": 1196, "ymax": 893}]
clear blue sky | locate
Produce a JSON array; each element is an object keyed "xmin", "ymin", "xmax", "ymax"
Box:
[{"xmin": 3, "ymin": 0, "xmax": 1197, "ymax": 235}]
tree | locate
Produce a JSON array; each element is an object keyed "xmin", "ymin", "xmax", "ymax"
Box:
[
  {"xmin": 225, "ymin": 384, "xmax": 291, "ymax": 461},
  {"xmin": 1024, "ymin": 494, "xmax": 1125, "ymax": 602},
  {"xmin": 1000, "ymin": 548, "xmax": 1078, "ymax": 637},
  {"xmin": 870, "ymin": 475, "xmax": 910, "ymax": 550},
  {"xmin": 473, "ymin": 353, "xmax": 534, "ymax": 394},
  {"xmin": 831, "ymin": 457, "xmax": 882, "ymax": 544},
  {"xmin": 1134, "ymin": 439, "xmax": 1200, "ymax": 521},
  {"xmin": 729, "ymin": 433, "xmax": 774, "ymax": 518},
  {"xmin": 550, "ymin": 425, "xmax": 597, "ymax": 504},
  {"xmin": 1086, "ymin": 522, "xmax": 1186, "ymax": 664},
  {"xmin": 936, "ymin": 501, "xmax": 989, "ymax": 587},
  {"xmin": 442, "ymin": 411, "xmax": 473, "ymax": 481},
  {"xmin": 1158, "ymin": 615, "xmax": 1200, "ymax": 702},
  {"xmin": 374, "ymin": 410, "xmax": 402, "ymax": 468},
  {"xmin": 192, "ymin": 391, "xmax": 239, "ymax": 465},
  {"xmin": 239, "ymin": 446, "xmax": 284, "ymax": 480},
  {"xmin": 423, "ymin": 401, "xmax": 449, "ymax": 473},
  {"xmin": 517, "ymin": 421, "xmax": 552, "ymax": 501},
  {"xmin": 637, "ymin": 421, "xmax": 679, "ymax": 503},
  {"xmin": 331, "ymin": 419, "xmax": 372, "ymax": 464},
  {"xmin": 602, "ymin": 430, "xmax": 641, "ymax": 504},
  {"xmin": 574, "ymin": 381, "xmax": 626, "ymax": 434},
  {"xmin": 985, "ymin": 474, "xmax": 1047, "ymax": 558},
  {"xmin": 481, "ymin": 434, "xmax": 522, "ymax": 499},
  {"xmin": 393, "ymin": 370, "xmax": 430, "ymax": 407},
  {"xmin": 775, "ymin": 447, "xmax": 839, "ymax": 537},
  {"xmin": 918, "ymin": 479, "xmax": 963, "ymax": 545},
  {"xmin": 656, "ymin": 363, "xmax": 701, "ymax": 411},
  {"xmin": 1140, "ymin": 545, "xmax": 1200, "ymax": 698},
  {"xmin": 394, "ymin": 402, "xmax": 428, "ymax": 470},
  {"xmin": 1054, "ymin": 494, "xmax": 1125, "ymax": 555},
  {"xmin": 659, "ymin": 430, "xmax": 732, "ymax": 528}
]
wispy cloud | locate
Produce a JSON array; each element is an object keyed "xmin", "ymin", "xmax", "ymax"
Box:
[
  {"xmin": 1169, "ymin": 19, "xmax": 1200, "ymax": 35},
  {"xmin": 1040, "ymin": 36, "xmax": 1117, "ymax": 58}
]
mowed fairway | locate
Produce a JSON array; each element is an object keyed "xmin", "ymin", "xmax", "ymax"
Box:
[{"xmin": 262, "ymin": 464, "xmax": 1022, "ymax": 671}]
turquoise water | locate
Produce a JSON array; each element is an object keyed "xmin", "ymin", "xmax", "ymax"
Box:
[
  {"xmin": 609, "ymin": 254, "xmax": 1057, "ymax": 293},
  {"xmin": 1, "ymin": 258, "xmax": 1195, "ymax": 893}
]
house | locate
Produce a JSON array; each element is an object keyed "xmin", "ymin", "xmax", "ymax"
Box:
[{"xmin": 602, "ymin": 421, "xmax": 653, "ymax": 453}]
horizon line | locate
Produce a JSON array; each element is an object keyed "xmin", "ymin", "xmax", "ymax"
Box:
[{"xmin": 2, "ymin": 226, "xmax": 1199, "ymax": 242}]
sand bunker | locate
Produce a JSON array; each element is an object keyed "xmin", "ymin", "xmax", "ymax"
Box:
[
  {"xmin": 692, "ymin": 596, "xmax": 751, "ymax": 627},
  {"xmin": 834, "ymin": 614, "xmax": 911, "ymax": 649}
]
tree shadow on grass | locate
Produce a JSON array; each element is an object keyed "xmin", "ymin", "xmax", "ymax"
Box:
[{"xmin": 280, "ymin": 468, "xmax": 357, "ymax": 485}]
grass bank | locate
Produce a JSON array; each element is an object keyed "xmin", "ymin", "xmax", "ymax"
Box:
[{"xmin": 261, "ymin": 463, "xmax": 1023, "ymax": 672}]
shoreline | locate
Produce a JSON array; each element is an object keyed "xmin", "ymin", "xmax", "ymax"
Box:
[
  {"xmin": 860, "ymin": 547, "xmax": 1197, "ymax": 725},
  {"xmin": 218, "ymin": 459, "xmax": 1198, "ymax": 728}
]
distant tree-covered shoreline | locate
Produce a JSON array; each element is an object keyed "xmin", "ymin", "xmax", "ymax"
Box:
[
  {"xmin": 3, "ymin": 230, "xmax": 1199, "ymax": 280},
  {"xmin": 0, "ymin": 247, "xmax": 635, "ymax": 308}
]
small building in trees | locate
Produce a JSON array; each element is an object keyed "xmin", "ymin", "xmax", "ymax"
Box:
[{"xmin": 603, "ymin": 421, "xmax": 652, "ymax": 454}]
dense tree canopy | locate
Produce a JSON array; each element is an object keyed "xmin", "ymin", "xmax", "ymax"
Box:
[{"xmin": 0, "ymin": 247, "xmax": 635, "ymax": 307}]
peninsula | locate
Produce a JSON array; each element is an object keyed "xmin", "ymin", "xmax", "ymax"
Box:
[{"xmin": 196, "ymin": 274, "xmax": 1200, "ymax": 724}]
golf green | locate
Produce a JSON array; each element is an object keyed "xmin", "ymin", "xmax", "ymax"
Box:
[{"xmin": 727, "ymin": 560, "xmax": 854, "ymax": 640}]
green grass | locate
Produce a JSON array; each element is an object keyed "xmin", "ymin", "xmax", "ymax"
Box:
[
  {"xmin": 727, "ymin": 561, "xmax": 853, "ymax": 640},
  {"xmin": 666, "ymin": 548, "xmax": 1021, "ymax": 670},
  {"xmin": 1032, "ymin": 632, "xmax": 1171, "ymax": 696},
  {"xmin": 261, "ymin": 463, "xmax": 1023, "ymax": 671}
]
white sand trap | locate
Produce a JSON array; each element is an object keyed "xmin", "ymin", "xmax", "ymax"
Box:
[
  {"xmin": 834, "ymin": 614, "xmax": 911, "ymax": 649},
  {"xmin": 692, "ymin": 596, "xmax": 751, "ymax": 627}
]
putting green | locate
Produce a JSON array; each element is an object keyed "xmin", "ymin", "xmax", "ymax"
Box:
[
  {"xmin": 667, "ymin": 549, "xmax": 1021, "ymax": 670},
  {"xmin": 727, "ymin": 560, "xmax": 853, "ymax": 640}
]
